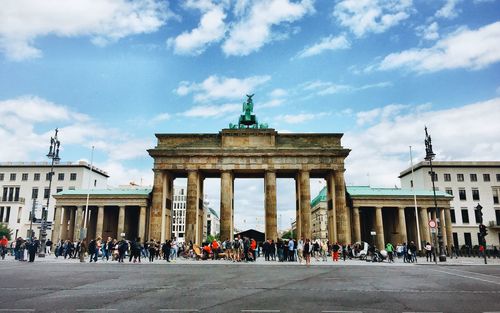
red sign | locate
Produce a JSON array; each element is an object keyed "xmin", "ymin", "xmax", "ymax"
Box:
[{"xmin": 429, "ymin": 220, "xmax": 437, "ymax": 228}]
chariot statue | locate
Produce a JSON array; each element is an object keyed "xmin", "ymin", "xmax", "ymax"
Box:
[{"xmin": 229, "ymin": 94, "xmax": 268, "ymax": 129}]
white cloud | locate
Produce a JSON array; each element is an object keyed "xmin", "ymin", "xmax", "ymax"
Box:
[
  {"xmin": 344, "ymin": 98, "xmax": 500, "ymax": 187},
  {"xmin": 275, "ymin": 112, "xmax": 328, "ymax": 124},
  {"xmin": 175, "ymin": 75, "xmax": 271, "ymax": 102},
  {"xmin": 222, "ymin": 0, "xmax": 314, "ymax": 56},
  {"xmin": 333, "ymin": 0, "xmax": 413, "ymax": 37},
  {"xmin": 435, "ymin": 0, "xmax": 461, "ymax": 19},
  {"xmin": 379, "ymin": 21, "xmax": 500, "ymax": 73},
  {"xmin": 295, "ymin": 35, "xmax": 350, "ymax": 58},
  {"xmin": 168, "ymin": 3, "xmax": 226, "ymax": 55},
  {"xmin": 301, "ymin": 80, "xmax": 392, "ymax": 96},
  {"xmin": 0, "ymin": 95, "xmax": 155, "ymax": 187},
  {"xmin": 181, "ymin": 103, "xmax": 240, "ymax": 117},
  {"xmin": 355, "ymin": 104, "xmax": 408, "ymax": 126},
  {"xmin": 0, "ymin": 0, "xmax": 172, "ymax": 61},
  {"xmin": 416, "ymin": 21, "xmax": 439, "ymax": 41},
  {"xmin": 151, "ymin": 113, "xmax": 171, "ymax": 123}
]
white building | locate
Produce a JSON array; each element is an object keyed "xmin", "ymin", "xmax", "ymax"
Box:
[
  {"xmin": 400, "ymin": 161, "xmax": 500, "ymax": 248},
  {"xmin": 171, "ymin": 186, "xmax": 210, "ymax": 243},
  {"xmin": 207, "ymin": 207, "xmax": 220, "ymax": 238},
  {"xmin": 0, "ymin": 161, "xmax": 108, "ymax": 239}
]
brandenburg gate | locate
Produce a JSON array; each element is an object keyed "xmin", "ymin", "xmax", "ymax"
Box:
[{"xmin": 148, "ymin": 96, "xmax": 350, "ymax": 245}]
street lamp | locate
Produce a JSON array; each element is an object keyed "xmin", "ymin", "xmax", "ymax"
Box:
[
  {"xmin": 40, "ymin": 128, "xmax": 61, "ymax": 257},
  {"xmin": 424, "ymin": 127, "xmax": 446, "ymax": 262}
]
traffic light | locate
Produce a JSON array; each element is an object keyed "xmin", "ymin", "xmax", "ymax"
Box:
[{"xmin": 479, "ymin": 224, "xmax": 488, "ymax": 237}]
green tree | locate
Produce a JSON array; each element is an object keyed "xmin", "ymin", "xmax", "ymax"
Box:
[
  {"xmin": 282, "ymin": 230, "xmax": 293, "ymax": 239},
  {"xmin": 0, "ymin": 223, "xmax": 13, "ymax": 241}
]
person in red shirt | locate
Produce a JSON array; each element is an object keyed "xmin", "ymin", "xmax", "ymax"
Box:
[
  {"xmin": 211, "ymin": 240, "xmax": 219, "ymax": 260},
  {"xmin": 250, "ymin": 238, "xmax": 257, "ymax": 261},
  {"xmin": 0, "ymin": 236, "xmax": 8, "ymax": 260},
  {"xmin": 202, "ymin": 244, "xmax": 211, "ymax": 260}
]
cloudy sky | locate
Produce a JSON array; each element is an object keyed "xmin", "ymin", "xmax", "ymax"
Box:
[{"xmin": 1, "ymin": 0, "xmax": 499, "ymax": 231}]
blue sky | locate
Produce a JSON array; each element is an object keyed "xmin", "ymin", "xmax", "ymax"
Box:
[{"xmin": 1, "ymin": 0, "xmax": 499, "ymax": 231}]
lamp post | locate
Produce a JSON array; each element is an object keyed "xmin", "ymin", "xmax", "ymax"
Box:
[
  {"xmin": 40, "ymin": 128, "xmax": 61, "ymax": 257},
  {"xmin": 424, "ymin": 127, "xmax": 446, "ymax": 262}
]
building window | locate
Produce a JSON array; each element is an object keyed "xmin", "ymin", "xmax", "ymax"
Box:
[
  {"xmin": 474, "ymin": 208, "xmax": 482, "ymax": 224},
  {"xmin": 17, "ymin": 207, "xmax": 22, "ymax": 223},
  {"xmin": 493, "ymin": 189, "xmax": 499, "ymax": 204},
  {"xmin": 4, "ymin": 207, "xmax": 9, "ymax": 222},
  {"xmin": 429, "ymin": 171, "xmax": 438, "ymax": 181},
  {"xmin": 470, "ymin": 174, "xmax": 477, "ymax": 182},
  {"xmin": 22, "ymin": 173, "xmax": 28, "ymax": 181},
  {"xmin": 450, "ymin": 209, "xmax": 456, "ymax": 223},
  {"xmin": 9, "ymin": 173, "xmax": 16, "ymax": 181},
  {"xmin": 459, "ymin": 189, "xmax": 466, "ymax": 200},
  {"xmin": 0, "ymin": 173, "xmax": 4, "ymax": 181},
  {"xmin": 44, "ymin": 188, "xmax": 50, "ymax": 199},
  {"xmin": 464, "ymin": 233, "xmax": 472, "ymax": 247},
  {"xmin": 34, "ymin": 173, "xmax": 40, "ymax": 181},
  {"xmin": 31, "ymin": 188, "xmax": 38, "ymax": 199},
  {"xmin": 483, "ymin": 174, "xmax": 490, "ymax": 182},
  {"xmin": 461, "ymin": 209, "xmax": 469, "ymax": 224},
  {"xmin": 497, "ymin": 173, "xmax": 500, "ymax": 182},
  {"xmin": 472, "ymin": 189, "xmax": 480, "ymax": 201},
  {"xmin": 452, "ymin": 232, "xmax": 459, "ymax": 249},
  {"xmin": 444, "ymin": 173, "xmax": 451, "ymax": 181},
  {"xmin": 70, "ymin": 173, "xmax": 77, "ymax": 181},
  {"xmin": 56, "ymin": 187, "xmax": 63, "ymax": 193},
  {"xmin": 457, "ymin": 174, "xmax": 464, "ymax": 182},
  {"xmin": 58, "ymin": 173, "xmax": 64, "ymax": 181},
  {"xmin": 496, "ymin": 210, "xmax": 500, "ymax": 226},
  {"xmin": 46, "ymin": 172, "xmax": 51, "ymax": 181},
  {"xmin": 445, "ymin": 188, "xmax": 453, "ymax": 196}
]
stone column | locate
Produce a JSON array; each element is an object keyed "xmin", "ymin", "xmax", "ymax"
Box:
[
  {"xmin": 95, "ymin": 206, "xmax": 104, "ymax": 239},
  {"xmin": 51, "ymin": 206, "xmax": 62, "ymax": 243},
  {"xmin": 150, "ymin": 170, "xmax": 164, "ymax": 242},
  {"xmin": 164, "ymin": 174, "xmax": 173, "ymax": 241},
  {"xmin": 335, "ymin": 169, "xmax": 351, "ymax": 244},
  {"xmin": 299, "ymin": 170, "xmax": 311, "ymax": 240},
  {"xmin": 73, "ymin": 206, "xmax": 83, "ymax": 241},
  {"xmin": 439, "ymin": 208, "xmax": 448, "ymax": 252},
  {"xmin": 398, "ymin": 207, "xmax": 408, "ymax": 244},
  {"xmin": 185, "ymin": 170, "xmax": 200, "ymax": 245},
  {"xmin": 419, "ymin": 207, "xmax": 430, "ymax": 245},
  {"xmin": 374, "ymin": 206, "xmax": 385, "ymax": 249},
  {"xmin": 326, "ymin": 172, "xmax": 337, "ymax": 243},
  {"xmin": 352, "ymin": 207, "xmax": 361, "ymax": 243},
  {"xmin": 68, "ymin": 208, "xmax": 76, "ymax": 241},
  {"xmin": 444, "ymin": 207, "xmax": 453, "ymax": 255},
  {"xmin": 295, "ymin": 174, "xmax": 302, "ymax": 240},
  {"xmin": 138, "ymin": 206, "xmax": 146, "ymax": 241},
  {"xmin": 264, "ymin": 171, "xmax": 277, "ymax": 241},
  {"xmin": 198, "ymin": 175, "xmax": 204, "ymax": 244},
  {"xmin": 220, "ymin": 171, "xmax": 233, "ymax": 241},
  {"xmin": 117, "ymin": 206, "xmax": 125, "ymax": 239},
  {"xmin": 60, "ymin": 207, "xmax": 69, "ymax": 241}
]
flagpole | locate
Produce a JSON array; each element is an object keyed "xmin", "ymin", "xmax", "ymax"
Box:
[{"xmin": 409, "ymin": 146, "xmax": 422, "ymax": 251}]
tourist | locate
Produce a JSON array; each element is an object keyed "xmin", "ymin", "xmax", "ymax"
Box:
[
  {"xmin": 0, "ymin": 236, "xmax": 8, "ymax": 260},
  {"xmin": 321, "ymin": 241, "xmax": 328, "ymax": 262},
  {"xmin": 332, "ymin": 242, "xmax": 340, "ymax": 262},
  {"xmin": 171, "ymin": 237, "xmax": 178, "ymax": 261},
  {"xmin": 88, "ymin": 239, "xmax": 98, "ymax": 262},
  {"xmin": 250, "ymin": 238, "xmax": 257, "ymax": 261},
  {"xmin": 270, "ymin": 239, "xmax": 276, "ymax": 261},
  {"xmin": 297, "ymin": 237, "xmax": 304, "ymax": 264},
  {"xmin": 385, "ymin": 242, "xmax": 394, "ymax": 263},
  {"xmin": 211, "ymin": 239, "xmax": 219, "ymax": 260},
  {"xmin": 233, "ymin": 236, "xmax": 241, "ymax": 262},
  {"xmin": 162, "ymin": 240, "xmax": 171, "ymax": 262},
  {"xmin": 46, "ymin": 238, "xmax": 53, "ymax": 255},
  {"xmin": 27, "ymin": 238, "xmax": 39, "ymax": 262},
  {"xmin": 425, "ymin": 242, "xmax": 433, "ymax": 262},
  {"xmin": 117, "ymin": 238, "xmax": 128, "ymax": 263},
  {"xmin": 304, "ymin": 239, "xmax": 311, "ymax": 266},
  {"xmin": 263, "ymin": 239, "xmax": 270, "ymax": 261},
  {"xmin": 288, "ymin": 239, "xmax": 295, "ymax": 262},
  {"xmin": 408, "ymin": 241, "xmax": 417, "ymax": 263}
]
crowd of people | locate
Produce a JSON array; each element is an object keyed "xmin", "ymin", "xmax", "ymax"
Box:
[{"xmin": 1, "ymin": 234, "xmax": 499, "ymax": 264}]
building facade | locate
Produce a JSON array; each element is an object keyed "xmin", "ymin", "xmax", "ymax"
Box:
[
  {"xmin": 207, "ymin": 207, "xmax": 220, "ymax": 238},
  {"xmin": 400, "ymin": 161, "xmax": 500, "ymax": 248},
  {"xmin": 0, "ymin": 161, "xmax": 108, "ymax": 239}
]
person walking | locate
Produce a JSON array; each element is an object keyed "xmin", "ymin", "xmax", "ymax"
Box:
[
  {"xmin": 425, "ymin": 242, "xmax": 432, "ymax": 262},
  {"xmin": 303, "ymin": 239, "xmax": 312, "ymax": 267},
  {"xmin": 297, "ymin": 238, "xmax": 304, "ymax": 264},
  {"xmin": 88, "ymin": 239, "xmax": 98, "ymax": 263},
  {"xmin": 332, "ymin": 242, "xmax": 340, "ymax": 262},
  {"xmin": 162, "ymin": 240, "xmax": 171, "ymax": 262},
  {"xmin": 288, "ymin": 239, "xmax": 295, "ymax": 262},
  {"xmin": 45, "ymin": 239, "xmax": 52, "ymax": 255},
  {"xmin": 386, "ymin": 242, "xmax": 394, "ymax": 263},
  {"xmin": 0, "ymin": 236, "xmax": 8, "ymax": 260},
  {"xmin": 117, "ymin": 239, "xmax": 128, "ymax": 263},
  {"xmin": 27, "ymin": 238, "xmax": 39, "ymax": 263}
]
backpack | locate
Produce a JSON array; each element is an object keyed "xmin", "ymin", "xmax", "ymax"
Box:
[{"xmin": 234, "ymin": 240, "xmax": 240, "ymax": 249}]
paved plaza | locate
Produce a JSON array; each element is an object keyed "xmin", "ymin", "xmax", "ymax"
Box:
[{"xmin": 1, "ymin": 256, "xmax": 499, "ymax": 313}]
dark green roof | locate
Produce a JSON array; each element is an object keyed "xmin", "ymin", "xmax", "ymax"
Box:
[
  {"xmin": 311, "ymin": 185, "xmax": 452, "ymax": 207},
  {"xmin": 208, "ymin": 207, "xmax": 219, "ymax": 219},
  {"xmin": 56, "ymin": 188, "xmax": 152, "ymax": 196}
]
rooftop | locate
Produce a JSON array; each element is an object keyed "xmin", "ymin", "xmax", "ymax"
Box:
[
  {"xmin": 311, "ymin": 185, "xmax": 452, "ymax": 207},
  {"xmin": 0, "ymin": 160, "xmax": 109, "ymax": 177},
  {"xmin": 55, "ymin": 188, "xmax": 151, "ymax": 196},
  {"xmin": 399, "ymin": 161, "xmax": 500, "ymax": 177}
]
